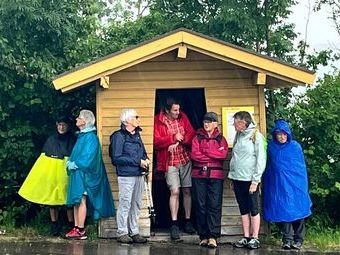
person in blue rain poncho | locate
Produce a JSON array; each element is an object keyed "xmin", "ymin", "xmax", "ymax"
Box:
[
  {"xmin": 263, "ymin": 119, "xmax": 312, "ymax": 250},
  {"xmin": 65, "ymin": 110, "xmax": 115, "ymax": 240}
]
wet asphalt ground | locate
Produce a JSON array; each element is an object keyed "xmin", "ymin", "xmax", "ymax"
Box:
[{"xmin": 0, "ymin": 240, "xmax": 339, "ymax": 255}]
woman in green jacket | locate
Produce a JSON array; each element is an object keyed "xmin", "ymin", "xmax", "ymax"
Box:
[{"xmin": 228, "ymin": 111, "xmax": 266, "ymax": 249}]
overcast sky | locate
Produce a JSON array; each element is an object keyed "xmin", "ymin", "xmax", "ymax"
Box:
[
  {"xmin": 289, "ymin": 0, "xmax": 339, "ymax": 81},
  {"xmin": 290, "ymin": 0, "xmax": 338, "ymax": 51}
]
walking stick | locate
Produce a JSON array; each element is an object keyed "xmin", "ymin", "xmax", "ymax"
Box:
[{"xmin": 143, "ymin": 169, "xmax": 156, "ymax": 225}]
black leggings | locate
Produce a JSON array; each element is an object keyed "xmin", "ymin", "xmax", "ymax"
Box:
[{"xmin": 233, "ymin": 180, "xmax": 260, "ymax": 216}]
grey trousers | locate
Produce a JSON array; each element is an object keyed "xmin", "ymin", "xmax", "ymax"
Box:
[
  {"xmin": 117, "ymin": 176, "xmax": 144, "ymax": 237},
  {"xmin": 279, "ymin": 219, "xmax": 306, "ymax": 243}
]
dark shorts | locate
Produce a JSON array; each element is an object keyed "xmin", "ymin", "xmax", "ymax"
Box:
[{"xmin": 233, "ymin": 180, "xmax": 260, "ymax": 216}]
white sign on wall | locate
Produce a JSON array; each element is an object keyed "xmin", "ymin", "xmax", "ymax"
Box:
[{"xmin": 222, "ymin": 106, "xmax": 255, "ymax": 148}]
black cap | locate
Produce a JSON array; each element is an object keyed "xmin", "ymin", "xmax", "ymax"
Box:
[
  {"xmin": 56, "ymin": 116, "xmax": 72, "ymax": 125},
  {"xmin": 203, "ymin": 112, "xmax": 218, "ymax": 122}
]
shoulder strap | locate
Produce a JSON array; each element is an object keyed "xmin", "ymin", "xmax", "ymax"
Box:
[
  {"xmin": 251, "ymin": 129, "xmax": 258, "ymax": 144},
  {"xmin": 233, "ymin": 130, "xmax": 257, "ymax": 146},
  {"xmin": 197, "ymin": 133, "xmax": 222, "ymax": 145},
  {"xmin": 197, "ymin": 133, "xmax": 204, "ymax": 143}
]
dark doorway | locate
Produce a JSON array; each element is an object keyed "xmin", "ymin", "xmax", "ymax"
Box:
[{"xmin": 152, "ymin": 88, "xmax": 207, "ymax": 230}]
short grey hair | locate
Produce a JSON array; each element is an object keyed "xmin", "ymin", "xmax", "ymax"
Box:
[
  {"xmin": 79, "ymin": 109, "xmax": 95, "ymax": 128},
  {"xmin": 120, "ymin": 109, "xmax": 137, "ymax": 125},
  {"xmin": 233, "ymin": 111, "xmax": 254, "ymax": 127}
]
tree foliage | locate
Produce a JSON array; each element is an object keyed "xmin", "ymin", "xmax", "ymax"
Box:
[
  {"xmin": 151, "ymin": 0, "xmax": 297, "ymax": 59},
  {"xmin": 0, "ymin": 0, "xmax": 106, "ymax": 223}
]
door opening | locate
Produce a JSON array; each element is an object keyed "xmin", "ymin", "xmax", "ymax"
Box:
[{"xmin": 152, "ymin": 88, "xmax": 207, "ymax": 231}]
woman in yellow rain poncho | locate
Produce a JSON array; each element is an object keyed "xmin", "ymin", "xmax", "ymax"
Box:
[{"xmin": 19, "ymin": 117, "xmax": 76, "ymax": 236}]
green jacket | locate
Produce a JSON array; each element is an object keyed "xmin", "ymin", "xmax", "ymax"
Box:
[{"xmin": 228, "ymin": 123, "xmax": 267, "ymax": 184}]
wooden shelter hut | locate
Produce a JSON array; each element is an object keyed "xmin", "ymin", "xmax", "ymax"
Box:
[{"xmin": 52, "ymin": 28, "xmax": 315, "ymax": 239}]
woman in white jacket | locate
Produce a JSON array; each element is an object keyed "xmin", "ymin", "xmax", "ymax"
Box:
[{"xmin": 228, "ymin": 111, "xmax": 267, "ymax": 249}]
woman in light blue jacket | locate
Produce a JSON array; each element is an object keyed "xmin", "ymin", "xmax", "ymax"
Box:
[{"xmin": 228, "ymin": 111, "xmax": 266, "ymax": 249}]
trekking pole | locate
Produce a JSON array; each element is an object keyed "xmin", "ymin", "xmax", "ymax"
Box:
[{"xmin": 143, "ymin": 169, "xmax": 156, "ymax": 225}]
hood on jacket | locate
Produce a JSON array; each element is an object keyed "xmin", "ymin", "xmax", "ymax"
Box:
[
  {"xmin": 76, "ymin": 125, "xmax": 96, "ymax": 135},
  {"xmin": 197, "ymin": 127, "xmax": 221, "ymax": 139},
  {"xmin": 240, "ymin": 122, "xmax": 257, "ymax": 135},
  {"xmin": 120, "ymin": 123, "xmax": 142, "ymax": 135},
  {"xmin": 271, "ymin": 119, "xmax": 292, "ymax": 143}
]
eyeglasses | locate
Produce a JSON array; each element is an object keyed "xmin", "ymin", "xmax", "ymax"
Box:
[{"xmin": 234, "ymin": 119, "xmax": 246, "ymax": 125}]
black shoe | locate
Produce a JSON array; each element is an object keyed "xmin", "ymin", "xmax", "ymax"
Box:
[
  {"xmin": 282, "ymin": 241, "xmax": 291, "ymax": 250},
  {"xmin": 50, "ymin": 222, "xmax": 60, "ymax": 236},
  {"xmin": 184, "ymin": 221, "xmax": 195, "ymax": 234},
  {"xmin": 170, "ymin": 225, "xmax": 181, "ymax": 241},
  {"xmin": 291, "ymin": 241, "xmax": 302, "ymax": 250},
  {"xmin": 131, "ymin": 234, "xmax": 147, "ymax": 243}
]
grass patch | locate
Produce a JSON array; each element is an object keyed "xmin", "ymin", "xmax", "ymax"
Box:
[
  {"xmin": 306, "ymin": 227, "xmax": 340, "ymax": 251},
  {"xmin": 0, "ymin": 221, "xmax": 98, "ymax": 241},
  {"xmin": 263, "ymin": 222, "xmax": 340, "ymax": 251},
  {"xmin": 0, "ymin": 207, "xmax": 98, "ymax": 241}
]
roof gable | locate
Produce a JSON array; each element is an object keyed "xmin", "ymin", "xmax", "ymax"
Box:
[{"xmin": 53, "ymin": 28, "xmax": 315, "ymax": 92}]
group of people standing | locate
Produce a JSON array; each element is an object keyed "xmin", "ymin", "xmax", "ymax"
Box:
[
  {"xmin": 18, "ymin": 98, "xmax": 312, "ymax": 250},
  {"xmin": 19, "ymin": 110, "xmax": 115, "ymax": 240},
  {"xmin": 151, "ymin": 99, "xmax": 266, "ymax": 248},
  {"xmin": 151, "ymin": 98, "xmax": 312, "ymax": 250}
]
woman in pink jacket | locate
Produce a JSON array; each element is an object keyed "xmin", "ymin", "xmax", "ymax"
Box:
[{"xmin": 191, "ymin": 112, "xmax": 228, "ymax": 248}]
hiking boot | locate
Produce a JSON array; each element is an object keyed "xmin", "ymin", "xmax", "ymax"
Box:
[
  {"xmin": 208, "ymin": 238, "xmax": 217, "ymax": 248},
  {"xmin": 291, "ymin": 241, "xmax": 303, "ymax": 250},
  {"xmin": 131, "ymin": 234, "xmax": 147, "ymax": 243},
  {"xmin": 183, "ymin": 221, "xmax": 195, "ymax": 234},
  {"xmin": 247, "ymin": 238, "xmax": 260, "ymax": 249},
  {"xmin": 199, "ymin": 239, "xmax": 208, "ymax": 246},
  {"xmin": 117, "ymin": 234, "xmax": 133, "ymax": 244},
  {"xmin": 282, "ymin": 241, "xmax": 292, "ymax": 250},
  {"xmin": 233, "ymin": 237, "xmax": 248, "ymax": 248},
  {"xmin": 170, "ymin": 225, "xmax": 181, "ymax": 241}
]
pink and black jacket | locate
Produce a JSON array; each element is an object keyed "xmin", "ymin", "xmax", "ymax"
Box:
[{"xmin": 191, "ymin": 128, "xmax": 228, "ymax": 180}]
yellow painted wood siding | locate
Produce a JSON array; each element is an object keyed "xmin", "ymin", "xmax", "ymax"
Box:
[{"xmin": 98, "ymin": 49, "xmax": 265, "ymax": 237}]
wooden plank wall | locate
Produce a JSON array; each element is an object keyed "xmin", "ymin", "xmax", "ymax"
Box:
[{"xmin": 98, "ymin": 49, "xmax": 265, "ymax": 237}]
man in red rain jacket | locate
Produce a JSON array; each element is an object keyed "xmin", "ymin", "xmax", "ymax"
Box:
[{"xmin": 154, "ymin": 98, "xmax": 196, "ymax": 241}]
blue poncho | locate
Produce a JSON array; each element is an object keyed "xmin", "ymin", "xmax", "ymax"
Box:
[
  {"xmin": 263, "ymin": 120, "xmax": 312, "ymax": 222},
  {"xmin": 66, "ymin": 126, "xmax": 115, "ymax": 220}
]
